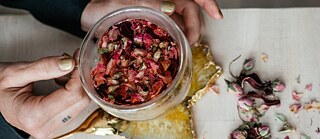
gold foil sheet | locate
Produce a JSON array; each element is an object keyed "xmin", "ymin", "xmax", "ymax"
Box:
[{"xmin": 59, "ymin": 42, "xmax": 222, "ymax": 139}]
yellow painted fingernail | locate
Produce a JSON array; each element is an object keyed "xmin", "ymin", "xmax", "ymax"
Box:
[
  {"xmin": 58, "ymin": 58, "xmax": 73, "ymax": 71},
  {"xmin": 161, "ymin": 1, "xmax": 175, "ymax": 15}
]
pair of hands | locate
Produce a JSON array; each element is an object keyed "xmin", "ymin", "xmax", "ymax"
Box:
[
  {"xmin": 0, "ymin": 0, "xmax": 222, "ymax": 138},
  {"xmin": 81, "ymin": 0, "xmax": 223, "ymax": 45}
]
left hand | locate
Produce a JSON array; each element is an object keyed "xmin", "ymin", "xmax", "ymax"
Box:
[
  {"xmin": 81, "ymin": 0, "xmax": 223, "ymax": 45},
  {"xmin": 0, "ymin": 53, "xmax": 90, "ymax": 138}
]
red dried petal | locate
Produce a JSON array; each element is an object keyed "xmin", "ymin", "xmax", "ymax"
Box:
[{"xmin": 143, "ymin": 33, "xmax": 153, "ymax": 50}]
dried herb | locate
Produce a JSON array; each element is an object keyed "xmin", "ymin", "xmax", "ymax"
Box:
[{"xmin": 91, "ymin": 19, "xmax": 179, "ymax": 105}]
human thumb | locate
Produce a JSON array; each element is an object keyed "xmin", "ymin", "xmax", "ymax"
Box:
[{"xmin": 12, "ymin": 56, "xmax": 75, "ymax": 87}]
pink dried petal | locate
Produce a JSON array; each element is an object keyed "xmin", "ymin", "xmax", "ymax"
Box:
[
  {"xmin": 127, "ymin": 69, "xmax": 137, "ymax": 82},
  {"xmin": 225, "ymin": 80, "xmax": 243, "ymax": 97},
  {"xmin": 230, "ymin": 131, "xmax": 246, "ymax": 139},
  {"xmin": 272, "ymin": 79, "xmax": 286, "ymax": 92},
  {"xmin": 113, "ymin": 49, "xmax": 122, "ymax": 61},
  {"xmin": 238, "ymin": 97, "xmax": 254, "ymax": 111},
  {"xmin": 153, "ymin": 27, "xmax": 168, "ymax": 37},
  {"xmin": 292, "ymin": 91, "xmax": 303, "ymax": 101},
  {"xmin": 170, "ymin": 46, "xmax": 178, "ymax": 59},
  {"xmin": 289, "ymin": 103, "xmax": 301, "ymax": 114},
  {"xmin": 146, "ymin": 60, "xmax": 159, "ymax": 74},
  {"xmin": 143, "ymin": 33, "xmax": 153, "ymax": 50},
  {"xmin": 305, "ymin": 83, "xmax": 313, "ymax": 92},
  {"xmin": 209, "ymin": 85, "xmax": 220, "ymax": 94}
]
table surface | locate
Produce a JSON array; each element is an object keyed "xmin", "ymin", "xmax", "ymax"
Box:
[{"xmin": 1, "ymin": 7, "xmax": 320, "ymax": 139}]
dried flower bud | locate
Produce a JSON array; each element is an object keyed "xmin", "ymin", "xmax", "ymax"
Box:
[
  {"xmin": 257, "ymin": 125, "xmax": 271, "ymax": 138},
  {"xmin": 231, "ymin": 131, "xmax": 247, "ymax": 139},
  {"xmin": 225, "ymin": 79, "xmax": 243, "ymax": 97},
  {"xmin": 243, "ymin": 59, "xmax": 255, "ymax": 71},
  {"xmin": 238, "ymin": 97, "xmax": 254, "ymax": 111},
  {"xmin": 289, "ymin": 103, "xmax": 301, "ymax": 114},
  {"xmin": 272, "ymin": 79, "xmax": 285, "ymax": 92}
]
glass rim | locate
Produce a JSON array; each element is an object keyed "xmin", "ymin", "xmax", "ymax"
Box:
[{"xmin": 79, "ymin": 6, "xmax": 189, "ymax": 111}]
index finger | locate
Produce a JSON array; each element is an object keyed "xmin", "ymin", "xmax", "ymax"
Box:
[{"xmin": 194, "ymin": 0, "xmax": 223, "ymax": 19}]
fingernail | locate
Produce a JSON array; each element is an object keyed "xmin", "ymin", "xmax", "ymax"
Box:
[
  {"xmin": 61, "ymin": 53, "xmax": 72, "ymax": 57},
  {"xmin": 58, "ymin": 57, "xmax": 73, "ymax": 71},
  {"xmin": 161, "ymin": 1, "xmax": 175, "ymax": 15}
]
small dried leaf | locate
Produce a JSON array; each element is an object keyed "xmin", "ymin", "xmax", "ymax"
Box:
[
  {"xmin": 275, "ymin": 113, "xmax": 287, "ymax": 122},
  {"xmin": 296, "ymin": 75, "xmax": 301, "ymax": 84}
]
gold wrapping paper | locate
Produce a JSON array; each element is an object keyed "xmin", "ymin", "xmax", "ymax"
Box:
[{"xmin": 59, "ymin": 42, "xmax": 222, "ymax": 139}]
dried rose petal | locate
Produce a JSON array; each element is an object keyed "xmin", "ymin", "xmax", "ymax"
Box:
[
  {"xmin": 292, "ymin": 91, "xmax": 303, "ymax": 101},
  {"xmin": 261, "ymin": 53, "xmax": 269, "ymax": 63},
  {"xmin": 289, "ymin": 103, "xmax": 301, "ymax": 114},
  {"xmin": 209, "ymin": 85, "xmax": 220, "ymax": 94},
  {"xmin": 271, "ymin": 79, "xmax": 285, "ymax": 92},
  {"xmin": 304, "ymin": 100, "xmax": 320, "ymax": 110},
  {"xmin": 305, "ymin": 83, "xmax": 313, "ymax": 92}
]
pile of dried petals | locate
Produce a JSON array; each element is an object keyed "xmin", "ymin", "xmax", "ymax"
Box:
[
  {"xmin": 91, "ymin": 19, "xmax": 179, "ymax": 105},
  {"xmin": 226, "ymin": 56, "xmax": 286, "ymax": 139}
]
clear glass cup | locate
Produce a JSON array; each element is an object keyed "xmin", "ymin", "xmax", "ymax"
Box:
[{"xmin": 79, "ymin": 7, "xmax": 192, "ymax": 121}]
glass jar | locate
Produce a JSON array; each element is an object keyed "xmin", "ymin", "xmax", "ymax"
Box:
[{"xmin": 79, "ymin": 7, "xmax": 192, "ymax": 121}]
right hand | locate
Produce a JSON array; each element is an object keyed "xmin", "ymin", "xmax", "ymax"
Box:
[{"xmin": 80, "ymin": 0, "xmax": 223, "ymax": 45}]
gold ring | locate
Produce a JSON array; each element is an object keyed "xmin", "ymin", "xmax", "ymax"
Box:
[{"xmin": 161, "ymin": 1, "xmax": 175, "ymax": 15}]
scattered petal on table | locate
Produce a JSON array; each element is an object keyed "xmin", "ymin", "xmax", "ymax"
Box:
[
  {"xmin": 289, "ymin": 103, "xmax": 301, "ymax": 114},
  {"xmin": 292, "ymin": 91, "xmax": 303, "ymax": 101},
  {"xmin": 261, "ymin": 53, "xmax": 269, "ymax": 63},
  {"xmin": 209, "ymin": 85, "xmax": 220, "ymax": 94},
  {"xmin": 305, "ymin": 83, "xmax": 313, "ymax": 92},
  {"xmin": 304, "ymin": 100, "xmax": 320, "ymax": 110}
]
